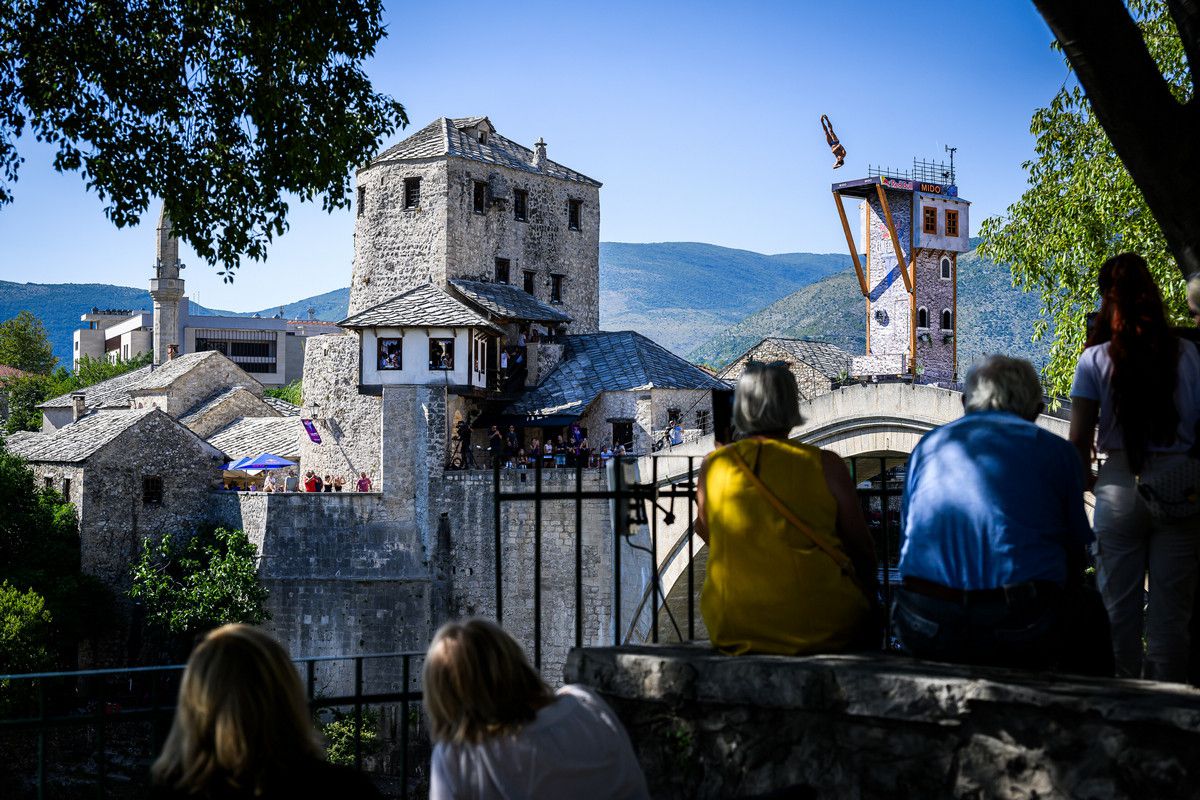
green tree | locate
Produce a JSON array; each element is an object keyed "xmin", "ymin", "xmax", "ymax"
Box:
[
  {"xmin": 0, "ymin": 310, "xmax": 56, "ymax": 374},
  {"xmin": 0, "ymin": 0, "xmax": 408, "ymax": 276},
  {"xmin": 0, "ymin": 440, "xmax": 112, "ymax": 666},
  {"xmin": 264, "ymin": 379, "xmax": 302, "ymax": 406},
  {"xmin": 0, "ymin": 582, "xmax": 52, "ymax": 674},
  {"xmin": 979, "ymin": 0, "xmax": 1189, "ymax": 399},
  {"xmin": 129, "ymin": 527, "xmax": 269, "ymax": 638}
]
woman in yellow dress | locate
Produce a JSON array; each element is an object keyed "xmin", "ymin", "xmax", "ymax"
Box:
[{"xmin": 697, "ymin": 362, "xmax": 878, "ymax": 655}]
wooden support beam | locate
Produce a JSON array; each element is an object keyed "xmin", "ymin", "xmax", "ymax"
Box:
[
  {"xmin": 833, "ymin": 192, "xmax": 869, "ymax": 297},
  {"xmin": 875, "ymin": 184, "xmax": 913, "ymax": 293}
]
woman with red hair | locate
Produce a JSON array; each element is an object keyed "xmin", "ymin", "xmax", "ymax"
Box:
[{"xmin": 1070, "ymin": 253, "xmax": 1200, "ymax": 682}]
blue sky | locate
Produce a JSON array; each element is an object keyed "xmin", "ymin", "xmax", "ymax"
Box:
[{"xmin": 0, "ymin": 0, "xmax": 1067, "ymax": 312}]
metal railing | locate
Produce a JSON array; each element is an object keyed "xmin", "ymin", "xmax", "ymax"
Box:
[{"xmin": 0, "ymin": 652, "xmax": 424, "ymax": 799}]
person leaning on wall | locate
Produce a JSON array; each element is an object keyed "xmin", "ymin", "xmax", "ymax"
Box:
[
  {"xmin": 148, "ymin": 624, "xmax": 381, "ymax": 799},
  {"xmin": 423, "ymin": 618, "xmax": 649, "ymax": 800},
  {"xmin": 695, "ymin": 360, "xmax": 880, "ymax": 655},
  {"xmin": 893, "ymin": 355, "xmax": 1111, "ymax": 675}
]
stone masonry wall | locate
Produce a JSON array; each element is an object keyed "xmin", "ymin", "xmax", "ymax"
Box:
[
  {"xmin": 348, "ymin": 159, "xmax": 450, "ymax": 316},
  {"xmin": 299, "ymin": 333, "xmax": 383, "ymax": 483},
  {"xmin": 183, "ymin": 387, "xmax": 278, "ymax": 439},
  {"xmin": 721, "ymin": 341, "xmax": 837, "ymax": 403},
  {"xmin": 444, "ymin": 158, "xmax": 600, "ymax": 333},
  {"xmin": 130, "ymin": 355, "xmax": 263, "ymax": 417},
  {"xmin": 568, "ymin": 645, "xmax": 1200, "ymax": 800},
  {"xmin": 865, "ymin": 190, "xmax": 913, "ymax": 361},
  {"xmin": 914, "ymin": 250, "xmax": 956, "ymax": 381}
]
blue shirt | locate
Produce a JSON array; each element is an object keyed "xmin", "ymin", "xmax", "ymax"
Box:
[{"xmin": 898, "ymin": 410, "xmax": 1093, "ymax": 590}]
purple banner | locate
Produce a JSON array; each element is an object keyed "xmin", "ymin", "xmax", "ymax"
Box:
[{"xmin": 301, "ymin": 418, "xmax": 322, "ymax": 444}]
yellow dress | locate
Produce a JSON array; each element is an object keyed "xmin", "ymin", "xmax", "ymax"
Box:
[{"xmin": 700, "ymin": 437, "xmax": 869, "ymax": 655}]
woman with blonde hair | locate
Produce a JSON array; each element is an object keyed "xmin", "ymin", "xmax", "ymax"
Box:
[
  {"xmin": 423, "ymin": 618, "xmax": 648, "ymax": 800},
  {"xmin": 696, "ymin": 361, "xmax": 878, "ymax": 654},
  {"xmin": 150, "ymin": 624, "xmax": 380, "ymax": 799}
]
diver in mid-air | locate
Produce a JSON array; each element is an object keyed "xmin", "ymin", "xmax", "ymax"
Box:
[{"xmin": 821, "ymin": 114, "xmax": 846, "ymax": 169}]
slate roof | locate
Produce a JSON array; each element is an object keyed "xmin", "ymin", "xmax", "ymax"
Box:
[
  {"xmin": 207, "ymin": 417, "xmax": 304, "ymax": 461},
  {"xmin": 262, "ymin": 396, "xmax": 301, "ymax": 417},
  {"xmin": 39, "ymin": 365, "xmax": 152, "ymax": 409},
  {"xmin": 179, "ymin": 387, "xmax": 276, "ymax": 427},
  {"xmin": 372, "ymin": 117, "xmax": 602, "ymax": 187},
  {"xmin": 725, "ymin": 338, "xmax": 853, "ymax": 381},
  {"xmin": 340, "ymin": 284, "xmax": 501, "ymax": 332},
  {"xmin": 128, "ymin": 351, "xmax": 230, "ymax": 392},
  {"xmin": 449, "ymin": 279, "xmax": 573, "ymax": 324},
  {"xmin": 506, "ymin": 331, "xmax": 729, "ymax": 419},
  {"xmin": 5, "ymin": 408, "xmax": 156, "ymax": 462}
]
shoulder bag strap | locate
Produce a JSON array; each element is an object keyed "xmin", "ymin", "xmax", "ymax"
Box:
[{"xmin": 726, "ymin": 446, "xmax": 855, "ymax": 576}]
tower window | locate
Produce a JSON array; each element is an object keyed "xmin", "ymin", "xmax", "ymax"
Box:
[
  {"xmin": 550, "ymin": 274, "xmax": 564, "ymax": 304},
  {"xmin": 941, "ymin": 309, "xmax": 953, "ymax": 330},
  {"xmin": 473, "ymin": 181, "xmax": 487, "ymax": 213},
  {"xmin": 142, "ymin": 475, "xmax": 163, "ymax": 506},
  {"xmin": 523, "ymin": 270, "xmax": 536, "ymax": 295},
  {"xmin": 514, "ymin": 189, "xmax": 528, "ymax": 221},
  {"xmin": 357, "ymin": 186, "xmax": 365, "ymax": 217},
  {"xmin": 917, "ymin": 307, "xmax": 929, "ymax": 329},
  {"xmin": 940, "ymin": 256, "xmax": 952, "ymax": 280},
  {"xmin": 404, "ymin": 177, "xmax": 421, "ymax": 209},
  {"xmin": 945, "ymin": 209, "xmax": 960, "ymax": 237},
  {"xmin": 922, "ymin": 206, "xmax": 937, "ymax": 235},
  {"xmin": 495, "ymin": 258, "xmax": 511, "ymax": 284},
  {"xmin": 568, "ymin": 199, "xmax": 582, "ymax": 231}
]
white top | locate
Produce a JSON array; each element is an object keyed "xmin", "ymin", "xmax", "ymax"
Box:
[
  {"xmin": 429, "ymin": 685, "xmax": 650, "ymax": 800},
  {"xmin": 1070, "ymin": 340, "xmax": 1200, "ymax": 453}
]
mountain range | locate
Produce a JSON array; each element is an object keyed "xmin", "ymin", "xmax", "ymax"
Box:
[{"xmin": 1, "ymin": 241, "xmax": 1048, "ymax": 373}]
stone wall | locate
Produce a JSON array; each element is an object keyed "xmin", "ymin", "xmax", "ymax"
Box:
[
  {"xmin": 444, "ymin": 158, "xmax": 600, "ymax": 333},
  {"xmin": 865, "ymin": 190, "xmax": 913, "ymax": 361},
  {"xmin": 566, "ymin": 644, "xmax": 1200, "ymax": 800},
  {"xmin": 130, "ymin": 354, "xmax": 263, "ymax": 417},
  {"xmin": 348, "ymin": 159, "xmax": 450, "ymax": 316},
  {"xmin": 183, "ymin": 387, "xmax": 278, "ymax": 438},
  {"xmin": 299, "ymin": 333, "xmax": 383, "ymax": 482},
  {"xmin": 914, "ymin": 250, "xmax": 956, "ymax": 381}
]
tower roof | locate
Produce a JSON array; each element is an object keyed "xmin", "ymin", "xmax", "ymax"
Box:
[
  {"xmin": 370, "ymin": 117, "xmax": 602, "ymax": 187},
  {"xmin": 339, "ymin": 284, "xmax": 502, "ymax": 332}
]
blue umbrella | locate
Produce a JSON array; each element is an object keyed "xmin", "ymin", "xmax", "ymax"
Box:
[{"xmin": 235, "ymin": 453, "xmax": 297, "ymax": 471}]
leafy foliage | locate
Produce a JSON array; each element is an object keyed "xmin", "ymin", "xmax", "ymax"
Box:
[
  {"xmin": 0, "ymin": 441, "xmax": 113, "ymax": 666},
  {"xmin": 319, "ymin": 708, "xmax": 381, "ymax": 766},
  {"xmin": 264, "ymin": 379, "xmax": 302, "ymax": 406},
  {"xmin": 0, "ymin": 0, "xmax": 408, "ymax": 275},
  {"xmin": 129, "ymin": 527, "xmax": 268, "ymax": 637},
  {"xmin": 978, "ymin": 0, "xmax": 1190, "ymax": 399},
  {"xmin": 0, "ymin": 310, "xmax": 55, "ymax": 374},
  {"xmin": 3, "ymin": 351, "xmax": 151, "ymax": 433},
  {"xmin": 0, "ymin": 582, "xmax": 51, "ymax": 674}
]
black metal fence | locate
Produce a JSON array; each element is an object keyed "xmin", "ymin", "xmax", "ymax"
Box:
[{"xmin": 0, "ymin": 652, "xmax": 424, "ymax": 799}]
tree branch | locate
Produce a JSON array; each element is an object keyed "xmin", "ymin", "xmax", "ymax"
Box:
[{"xmin": 1166, "ymin": 0, "xmax": 1200, "ymax": 100}]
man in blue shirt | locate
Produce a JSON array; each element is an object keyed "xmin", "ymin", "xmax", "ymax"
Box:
[{"xmin": 894, "ymin": 355, "xmax": 1110, "ymax": 673}]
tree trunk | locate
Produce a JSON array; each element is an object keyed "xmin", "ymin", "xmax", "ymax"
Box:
[{"xmin": 1034, "ymin": 0, "xmax": 1200, "ymax": 277}]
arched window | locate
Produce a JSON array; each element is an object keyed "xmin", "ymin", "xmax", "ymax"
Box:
[
  {"xmin": 917, "ymin": 307, "xmax": 929, "ymax": 329},
  {"xmin": 940, "ymin": 256, "xmax": 952, "ymax": 280},
  {"xmin": 941, "ymin": 309, "xmax": 953, "ymax": 330}
]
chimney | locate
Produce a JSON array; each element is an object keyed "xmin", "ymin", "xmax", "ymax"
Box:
[
  {"xmin": 70, "ymin": 392, "xmax": 87, "ymax": 423},
  {"xmin": 532, "ymin": 137, "xmax": 547, "ymax": 170}
]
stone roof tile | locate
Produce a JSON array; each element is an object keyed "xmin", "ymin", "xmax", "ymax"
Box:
[
  {"xmin": 207, "ymin": 416, "xmax": 304, "ymax": 461},
  {"xmin": 507, "ymin": 331, "xmax": 728, "ymax": 418},
  {"xmin": 373, "ymin": 117, "xmax": 601, "ymax": 187},
  {"xmin": 5, "ymin": 408, "xmax": 156, "ymax": 462},
  {"xmin": 724, "ymin": 338, "xmax": 853, "ymax": 381},
  {"xmin": 179, "ymin": 386, "xmax": 276, "ymax": 426},
  {"xmin": 262, "ymin": 396, "xmax": 301, "ymax": 417},
  {"xmin": 339, "ymin": 284, "xmax": 501, "ymax": 332},
  {"xmin": 39, "ymin": 365, "xmax": 152, "ymax": 409},
  {"xmin": 449, "ymin": 279, "xmax": 572, "ymax": 324}
]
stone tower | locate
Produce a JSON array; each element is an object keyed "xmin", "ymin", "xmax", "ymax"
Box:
[
  {"xmin": 832, "ymin": 164, "xmax": 970, "ymax": 382},
  {"xmin": 149, "ymin": 204, "xmax": 184, "ymax": 365},
  {"xmin": 348, "ymin": 117, "xmax": 602, "ymax": 331}
]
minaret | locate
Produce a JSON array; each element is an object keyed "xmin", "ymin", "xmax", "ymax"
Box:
[{"xmin": 149, "ymin": 204, "xmax": 184, "ymax": 366}]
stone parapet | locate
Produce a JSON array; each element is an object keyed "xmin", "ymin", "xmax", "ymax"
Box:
[{"xmin": 565, "ymin": 643, "xmax": 1200, "ymax": 800}]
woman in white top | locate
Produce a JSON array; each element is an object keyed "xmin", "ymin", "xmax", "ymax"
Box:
[
  {"xmin": 1069, "ymin": 253, "xmax": 1200, "ymax": 682},
  {"xmin": 423, "ymin": 619, "xmax": 649, "ymax": 800}
]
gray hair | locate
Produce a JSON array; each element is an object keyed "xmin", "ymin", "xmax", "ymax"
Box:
[
  {"xmin": 733, "ymin": 362, "xmax": 804, "ymax": 437},
  {"xmin": 1187, "ymin": 272, "xmax": 1200, "ymax": 309},
  {"xmin": 963, "ymin": 355, "xmax": 1043, "ymax": 419}
]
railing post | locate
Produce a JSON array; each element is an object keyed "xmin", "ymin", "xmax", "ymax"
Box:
[
  {"xmin": 533, "ymin": 457, "xmax": 543, "ymax": 672},
  {"xmin": 651, "ymin": 457, "xmax": 659, "ymax": 644},
  {"xmin": 353, "ymin": 656, "xmax": 363, "ymax": 772},
  {"xmin": 36, "ymin": 681, "xmax": 45, "ymax": 800},
  {"xmin": 400, "ymin": 656, "xmax": 411, "ymax": 799},
  {"xmin": 687, "ymin": 456, "xmax": 696, "ymax": 641},
  {"xmin": 612, "ymin": 458, "xmax": 623, "ymax": 646},
  {"xmin": 494, "ymin": 454, "xmax": 503, "ymax": 625},
  {"xmin": 575, "ymin": 463, "xmax": 583, "ymax": 649}
]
